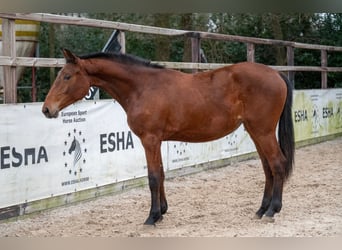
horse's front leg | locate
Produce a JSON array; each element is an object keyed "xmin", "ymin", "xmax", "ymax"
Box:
[{"xmin": 141, "ymin": 134, "xmax": 166, "ymax": 225}]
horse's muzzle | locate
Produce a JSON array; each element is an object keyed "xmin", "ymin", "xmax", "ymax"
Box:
[{"xmin": 42, "ymin": 106, "xmax": 59, "ymax": 118}]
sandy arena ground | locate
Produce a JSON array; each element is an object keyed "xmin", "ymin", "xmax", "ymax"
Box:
[{"xmin": 0, "ymin": 138, "xmax": 341, "ymax": 237}]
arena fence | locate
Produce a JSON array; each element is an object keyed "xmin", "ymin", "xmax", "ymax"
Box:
[{"xmin": 0, "ymin": 13, "xmax": 342, "ymax": 219}]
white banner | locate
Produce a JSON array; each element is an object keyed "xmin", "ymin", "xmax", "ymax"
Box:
[
  {"xmin": 293, "ymin": 89, "xmax": 342, "ymax": 141},
  {"xmin": 0, "ymin": 88, "xmax": 342, "ymax": 209},
  {"xmin": 0, "ymin": 100, "xmax": 147, "ymax": 208},
  {"xmin": 167, "ymin": 125, "xmax": 256, "ymax": 171}
]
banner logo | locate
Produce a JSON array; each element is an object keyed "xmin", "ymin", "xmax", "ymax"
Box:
[
  {"xmin": 311, "ymin": 104, "xmax": 320, "ymax": 133},
  {"xmin": 69, "ymin": 137, "xmax": 83, "ymax": 167},
  {"xmin": 63, "ymin": 129, "xmax": 87, "ymax": 176}
]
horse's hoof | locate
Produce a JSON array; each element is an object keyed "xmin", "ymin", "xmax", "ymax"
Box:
[
  {"xmin": 142, "ymin": 223, "xmax": 156, "ymax": 230},
  {"xmin": 261, "ymin": 215, "xmax": 275, "ymax": 223},
  {"xmin": 253, "ymin": 213, "xmax": 262, "ymax": 220},
  {"xmin": 143, "ymin": 219, "xmax": 156, "ymax": 226},
  {"xmin": 156, "ymin": 215, "xmax": 163, "ymax": 224},
  {"xmin": 143, "ymin": 215, "xmax": 163, "ymax": 226}
]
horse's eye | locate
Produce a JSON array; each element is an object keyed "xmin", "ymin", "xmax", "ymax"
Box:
[{"xmin": 64, "ymin": 74, "xmax": 71, "ymax": 81}]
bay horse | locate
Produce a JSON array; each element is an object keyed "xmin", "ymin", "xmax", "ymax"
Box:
[{"xmin": 42, "ymin": 49, "xmax": 294, "ymax": 225}]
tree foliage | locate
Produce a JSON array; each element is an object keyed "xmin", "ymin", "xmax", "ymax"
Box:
[{"xmin": 17, "ymin": 13, "xmax": 342, "ymax": 102}]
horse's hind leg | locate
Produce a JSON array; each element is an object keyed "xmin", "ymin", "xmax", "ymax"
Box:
[
  {"xmin": 254, "ymin": 152, "xmax": 273, "ymax": 219},
  {"xmin": 246, "ymin": 133, "xmax": 273, "ymax": 219},
  {"xmin": 245, "ymin": 125, "xmax": 286, "ymax": 221},
  {"xmin": 256, "ymin": 135, "xmax": 287, "ymax": 221}
]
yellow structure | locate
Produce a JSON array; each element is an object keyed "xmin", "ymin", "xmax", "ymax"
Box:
[{"xmin": 0, "ymin": 19, "xmax": 40, "ymax": 101}]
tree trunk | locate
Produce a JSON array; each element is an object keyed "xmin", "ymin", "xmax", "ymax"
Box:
[
  {"xmin": 153, "ymin": 14, "xmax": 171, "ymax": 61},
  {"xmin": 48, "ymin": 23, "xmax": 56, "ymax": 83},
  {"xmin": 180, "ymin": 13, "xmax": 193, "ymax": 63},
  {"xmin": 270, "ymin": 14, "xmax": 286, "ymax": 65}
]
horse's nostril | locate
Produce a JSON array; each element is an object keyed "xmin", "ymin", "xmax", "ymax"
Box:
[
  {"xmin": 43, "ymin": 107, "xmax": 49, "ymax": 115},
  {"xmin": 42, "ymin": 106, "xmax": 54, "ymax": 118},
  {"xmin": 42, "ymin": 106, "xmax": 59, "ymax": 118}
]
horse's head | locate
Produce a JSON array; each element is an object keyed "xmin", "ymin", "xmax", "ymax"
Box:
[{"xmin": 42, "ymin": 49, "xmax": 90, "ymax": 118}]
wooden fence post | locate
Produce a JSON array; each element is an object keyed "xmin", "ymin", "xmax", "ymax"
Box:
[
  {"xmin": 2, "ymin": 18, "xmax": 17, "ymax": 103},
  {"xmin": 247, "ymin": 43, "xmax": 255, "ymax": 62},
  {"xmin": 286, "ymin": 46, "xmax": 295, "ymax": 88},
  {"xmin": 190, "ymin": 33, "xmax": 200, "ymax": 73},
  {"xmin": 321, "ymin": 50, "xmax": 327, "ymax": 89},
  {"xmin": 118, "ymin": 31, "xmax": 126, "ymax": 54}
]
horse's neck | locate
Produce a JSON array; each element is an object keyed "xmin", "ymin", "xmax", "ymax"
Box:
[{"xmin": 83, "ymin": 59, "xmax": 143, "ymax": 109}]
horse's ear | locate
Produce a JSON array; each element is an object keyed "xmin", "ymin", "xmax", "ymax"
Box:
[{"xmin": 62, "ymin": 48, "xmax": 79, "ymax": 64}]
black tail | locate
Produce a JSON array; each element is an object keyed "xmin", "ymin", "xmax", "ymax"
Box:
[{"xmin": 278, "ymin": 73, "xmax": 295, "ymax": 180}]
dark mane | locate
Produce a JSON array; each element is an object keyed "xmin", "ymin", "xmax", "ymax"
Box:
[{"xmin": 80, "ymin": 52, "xmax": 164, "ymax": 69}]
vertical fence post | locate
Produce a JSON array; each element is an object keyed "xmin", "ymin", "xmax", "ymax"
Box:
[
  {"xmin": 247, "ymin": 43, "xmax": 255, "ymax": 62},
  {"xmin": 31, "ymin": 66, "xmax": 37, "ymax": 102},
  {"xmin": 321, "ymin": 50, "xmax": 327, "ymax": 89},
  {"xmin": 118, "ymin": 31, "xmax": 126, "ymax": 54},
  {"xmin": 286, "ymin": 46, "xmax": 295, "ymax": 88},
  {"xmin": 2, "ymin": 18, "xmax": 17, "ymax": 103},
  {"xmin": 191, "ymin": 32, "xmax": 200, "ymax": 73}
]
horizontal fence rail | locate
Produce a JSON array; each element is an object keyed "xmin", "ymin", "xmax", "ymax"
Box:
[
  {"xmin": 0, "ymin": 56, "xmax": 342, "ymax": 73},
  {"xmin": 2, "ymin": 13, "xmax": 342, "ymax": 52}
]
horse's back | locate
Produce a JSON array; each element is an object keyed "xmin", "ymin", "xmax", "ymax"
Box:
[{"xmin": 223, "ymin": 62, "xmax": 285, "ymax": 90}]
